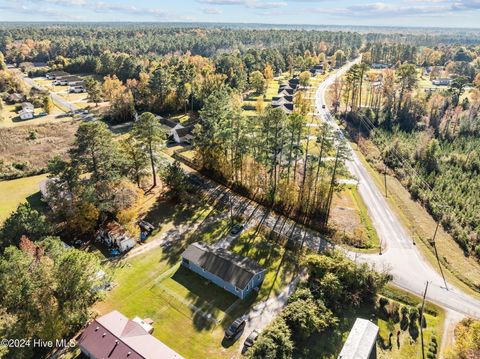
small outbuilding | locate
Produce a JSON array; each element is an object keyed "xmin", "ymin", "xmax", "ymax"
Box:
[
  {"xmin": 18, "ymin": 102, "xmax": 34, "ymax": 120},
  {"xmin": 338, "ymin": 318, "xmax": 379, "ymax": 359}
]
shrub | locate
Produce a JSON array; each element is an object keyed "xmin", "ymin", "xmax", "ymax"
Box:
[
  {"xmin": 378, "ymin": 297, "xmax": 389, "ymax": 307},
  {"xmin": 400, "ymin": 306, "xmax": 410, "ymax": 330},
  {"xmin": 386, "ymin": 302, "xmax": 400, "ymax": 323}
]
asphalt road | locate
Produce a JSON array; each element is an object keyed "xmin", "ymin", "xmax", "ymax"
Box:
[
  {"xmin": 315, "ymin": 60, "xmax": 480, "ymax": 318},
  {"xmin": 20, "ymin": 74, "xmax": 79, "ymax": 113}
]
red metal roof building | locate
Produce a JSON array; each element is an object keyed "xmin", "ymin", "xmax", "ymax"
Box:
[{"xmin": 78, "ymin": 310, "xmax": 184, "ymax": 359}]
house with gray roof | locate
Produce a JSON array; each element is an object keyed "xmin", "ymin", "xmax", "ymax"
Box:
[
  {"xmin": 272, "ymin": 102, "xmax": 294, "ymax": 114},
  {"xmin": 181, "ymin": 242, "xmax": 265, "ymax": 299}
]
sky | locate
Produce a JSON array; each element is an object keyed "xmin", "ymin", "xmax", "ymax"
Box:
[{"xmin": 0, "ymin": 0, "xmax": 480, "ymax": 28}]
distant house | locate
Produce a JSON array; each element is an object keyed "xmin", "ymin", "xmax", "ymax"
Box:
[
  {"xmin": 96, "ymin": 221, "xmax": 136, "ymax": 253},
  {"xmin": 278, "ymin": 88, "xmax": 295, "ymax": 97},
  {"xmin": 272, "ymin": 96, "xmax": 293, "ymax": 107},
  {"xmin": 279, "ymin": 83, "xmax": 298, "ymax": 92},
  {"xmin": 432, "ymin": 78, "xmax": 452, "ymax": 86},
  {"xmin": 78, "ymin": 310, "xmax": 184, "ymax": 359},
  {"xmin": 371, "ymin": 63, "xmax": 389, "ymax": 69},
  {"xmin": 46, "ymin": 70, "xmax": 70, "ymax": 80},
  {"xmin": 310, "ymin": 64, "xmax": 324, "ymax": 76},
  {"xmin": 18, "ymin": 102, "xmax": 34, "ymax": 120},
  {"xmin": 288, "ymin": 78, "xmax": 300, "ymax": 86},
  {"xmin": 272, "ymin": 95, "xmax": 293, "ymax": 103},
  {"xmin": 6, "ymin": 93, "xmax": 24, "ymax": 104},
  {"xmin": 171, "ymin": 124, "xmax": 194, "ymax": 144},
  {"xmin": 338, "ymin": 318, "xmax": 378, "ymax": 359},
  {"xmin": 157, "ymin": 115, "xmax": 178, "ymax": 132},
  {"xmin": 181, "ymin": 242, "xmax": 265, "ymax": 299},
  {"xmin": 272, "ymin": 102, "xmax": 294, "ymax": 114},
  {"xmin": 53, "ymin": 75, "xmax": 83, "ymax": 86}
]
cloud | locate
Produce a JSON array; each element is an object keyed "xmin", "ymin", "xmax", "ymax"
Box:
[
  {"xmin": 0, "ymin": 1, "xmax": 84, "ymax": 19},
  {"xmin": 197, "ymin": 0, "xmax": 287, "ymax": 9},
  {"xmin": 201, "ymin": 6, "xmax": 223, "ymax": 14}
]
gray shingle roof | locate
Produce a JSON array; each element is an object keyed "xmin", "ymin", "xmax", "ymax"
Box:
[{"xmin": 181, "ymin": 242, "xmax": 264, "ymax": 290}]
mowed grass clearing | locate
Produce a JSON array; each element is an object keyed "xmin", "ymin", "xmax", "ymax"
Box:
[
  {"xmin": 330, "ymin": 185, "xmax": 380, "ymax": 252},
  {"xmin": 0, "ymin": 173, "xmax": 48, "ymax": 222},
  {"xmin": 96, "ymin": 246, "xmax": 242, "ymax": 359}
]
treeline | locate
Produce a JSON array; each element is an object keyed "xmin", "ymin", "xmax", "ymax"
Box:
[
  {"xmin": 195, "ymin": 88, "xmax": 349, "ymax": 229},
  {"xmin": 0, "ymin": 25, "xmax": 360, "ymax": 66}
]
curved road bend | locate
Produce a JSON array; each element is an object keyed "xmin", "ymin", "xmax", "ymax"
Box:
[{"xmin": 316, "ymin": 60, "xmax": 480, "ymax": 318}]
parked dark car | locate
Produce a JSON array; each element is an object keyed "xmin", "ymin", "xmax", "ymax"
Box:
[
  {"xmin": 243, "ymin": 330, "xmax": 259, "ymax": 349},
  {"xmin": 225, "ymin": 318, "xmax": 246, "ymax": 341},
  {"xmin": 230, "ymin": 224, "xmax": 245, "ymax": 236},
  {"xmin": 322, "ymin": 104, "xmax": 326, "ymax": 109}
]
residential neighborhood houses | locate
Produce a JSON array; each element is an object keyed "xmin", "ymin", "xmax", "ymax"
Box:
[{"xmin": 2, "ymin": 20, "xmax": 480, "ymax": 359}]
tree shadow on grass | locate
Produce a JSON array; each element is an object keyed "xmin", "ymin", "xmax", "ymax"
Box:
[
  {"xmin": 170, "ymin": 265, "xmax": 239, "ymax": 331},
  {"xmin": 26, "ymin": 191, "xmax": 48, "ymax": 214}
]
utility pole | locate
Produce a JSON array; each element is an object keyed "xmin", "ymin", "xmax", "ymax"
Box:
[
  {"xmin": 419, "ymin": 281, "xmax": 429, "ymax": 359},
  {"xmin": 384, "ymin": 164, "xmax": 388, "ymax": 198},
  {"xmin": 431, "ymin": 220, "xmax": 449, "ymax": 291},
  {"xmin": 229, "ymin": 194, "xmax": 234, "ymax": 226}
]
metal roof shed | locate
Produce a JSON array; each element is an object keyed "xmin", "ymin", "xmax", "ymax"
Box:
[{"xmin": 338, "ymin": 318, "xmax": 379, "ymax": 359}]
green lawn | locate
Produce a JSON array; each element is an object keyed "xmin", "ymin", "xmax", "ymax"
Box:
[
  {"xmin": 96, "ymin": 220, "xmax": 298, "ymax": 359},
  {"xmin": 96, "ymin": 247, "xmax": 242, "ymax": 359},
  {"xmin": 0, "ymin": 173, "xmax": 48, "ymax": 222},
  {"xmin": 242, "ymin": 79, "xmax": 280, "ymax": 117},
  {"xmin": 349, "ymin": 186, "xmax": 381, "ymax": 250}
]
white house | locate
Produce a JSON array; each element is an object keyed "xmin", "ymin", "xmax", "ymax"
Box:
[
  {"xmin": 432, "ymin": 78, "xmax": 452, "ymax": 86},
  {"xmin": 18, "ymin": 102, "xmax": 34, "ymax": 120}
]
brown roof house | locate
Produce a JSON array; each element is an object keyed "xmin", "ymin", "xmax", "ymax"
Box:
[{"xmin": 78, "ymin": 310, "xmax": 184, "ymax": 359}]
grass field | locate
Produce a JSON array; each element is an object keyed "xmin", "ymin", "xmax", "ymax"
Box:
[
  {"xmin": 0, "ymin": 121, "xmax": 79, "ymax": 179},
  {"xmin": 96, "ymin": 246, "xmax": 241, "ymax": 359},
  {"xmin": 0, "ymin": 173, "xmax": 48, "ymax": 222},
  {"xmin": 242, "ymin": 78, "xmax": 281, "ymax": 117},
  {"xmin": 0, "ymin": 102, "xmax": 72, "ymax": 128},
  {"xmin": 330, "ymin": 186, "xmax": 380, "ymax": 252}
]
